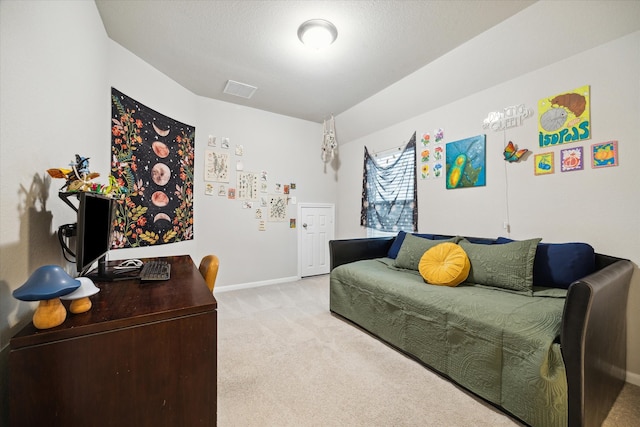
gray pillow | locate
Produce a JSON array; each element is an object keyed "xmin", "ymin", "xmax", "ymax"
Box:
[
  {"xmin": 394, "ymin": 234, "xmax": 461, "ymax": 271},
  {"xmin": 459, "ymin": 237, "xmax": 541, "ymax": 295}
]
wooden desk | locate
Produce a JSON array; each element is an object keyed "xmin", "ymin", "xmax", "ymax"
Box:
[{"xmin": 9, "ymin": 255, "xmax": 217, "ymax": 427}]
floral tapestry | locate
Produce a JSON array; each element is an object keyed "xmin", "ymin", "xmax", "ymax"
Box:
[{"xmin": 110, "ymin": 88, "xmax": 195, "ymax": 248}]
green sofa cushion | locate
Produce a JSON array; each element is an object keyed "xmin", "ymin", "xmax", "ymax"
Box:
[
  {"xmin": 459, "ymin": 237, "xmax": 541, "ymax": 295},
  {"xmin": 394, "ymin": 233, "xmax": 460, "ymax": 271}
]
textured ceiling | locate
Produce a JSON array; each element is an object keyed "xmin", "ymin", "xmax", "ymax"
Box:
[{"xmin": 95, "ymin": 0, "xmax": 537, "ymax": 123}]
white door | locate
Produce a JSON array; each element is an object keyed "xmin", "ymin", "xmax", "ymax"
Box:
[{"xmin": 298, "ymin": 203, "xmax": 335, "ymax": 277}]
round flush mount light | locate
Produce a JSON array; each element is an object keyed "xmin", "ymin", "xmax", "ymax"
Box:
[{"xmin": 297, "ymin": 19, "xmax": 338, "ymax": 49}]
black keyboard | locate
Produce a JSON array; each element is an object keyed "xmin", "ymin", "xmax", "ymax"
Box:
[{"xmin": 140, "ymin": 260, "xmax": 171, "ymax": 281}]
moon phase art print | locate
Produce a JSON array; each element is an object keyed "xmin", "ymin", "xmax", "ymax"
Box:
[{"xmin": 111, "ymin": 88, "xmax": 195, "ymax": 248}]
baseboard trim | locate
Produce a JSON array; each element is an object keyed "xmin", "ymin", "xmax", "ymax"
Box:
[
  {"xmin": 214, "ymin": 276, "xmax": 301, "ymax": 293},
  {"xmin": 626, "ymin": 371, "xmax": 640, "ymax": 387}
]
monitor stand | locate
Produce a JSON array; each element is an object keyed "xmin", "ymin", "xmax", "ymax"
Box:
[{"xmin": 84, "ymin": 256, "xmax": 140, "ymax": 282}]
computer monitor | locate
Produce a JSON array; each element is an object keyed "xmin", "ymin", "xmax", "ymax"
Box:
[{"xmin": 76, "ymin": 192, "xmax": 116, "ymax": 280}]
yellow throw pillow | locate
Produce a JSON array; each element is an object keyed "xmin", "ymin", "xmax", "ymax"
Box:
[{"xmin": 418, "ymin": 242, "xmax": 470, "ymax": 287}]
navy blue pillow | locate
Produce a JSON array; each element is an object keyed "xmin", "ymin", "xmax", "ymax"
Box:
[
  {"xmin": 495, "ymin": 237, "xmax": 595, "ymax": 288},
  {"xmin": 495, "ymin": 237, "xmax": 514, "ymax": 244},
  {"xmin": 387, "ymin": 231, "xmax": 407, "ymax": 259},
  {"xmin": 533, "ymin": 242, "xmax": 595, "ymax": 288},
  {"xmin": 387, "ymin": 232, "xmax": 437, "ymax": 259},
  {"xmin": 415, "ymin": 233, "xmax": 437, "ymax": 240},
  {"xmin": 464, "ymin": 237, "xmax": 496, "ymax": 245}
]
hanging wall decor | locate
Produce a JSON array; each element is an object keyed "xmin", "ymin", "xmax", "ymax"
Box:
[
  {"xmin": 419, "ymin": 131, "xmax": 444, "ymax": 179},
  {"xmin": 482, "ymin": 104, "xmax": 534, "ymax": 132},
  {"xmin": 321, "ymin": 114, "xmax": 338, "ymax": 162},
  {"xmin": 432, "ymin": 130, "xmax": 445, "ymax": 180},
  {"xmin": 591, "ymin": 140, "xmax": 618, "ymax": 168},
  {"xmin": 420, "ymin": 144, "xmax": 430, "ymax": 179},
  {"xmin": 445, "ymin": 135, "xmax": 486, "ymax": 189},
  {"xmin": 560, "ymin": 146, "xmax": 584, "ymax": 172},
  {"xmin": 237, "ymin": 171, "xmax": 258, "ymax": 200},
  {"xmin": 434, "ymin": 128, "xmax": 444, "ymax": 143},
  {"xmin": 111, "ymin": 88, "xmax": 195, "ymax": 248},
  {"xmin": 431, "ymin": 145, "xmax": 444, "ymax": 179},
  {"xmin": 538, "ymin": 85, "xmax": 590, "ymax": 148},
  {"xmin": 534, "ymin": 152, "xmax": 555, "ymax": 175},
  {"xmin": 420, "ymin": 163, "xmax": 430, "ymax": 179},
  {"xmin": 503, "ymin": 141, "xmax": 529, "ymax": 163},
  {"xmin": 420, "ymin": 132, "xmax": 431, "ymax": 179},
  {"xmin": 268, "ymin": 194, "xmax": 288, "ymax": 222},
  {"xmin": 360, "ymin": 132, "xmax": 417, "ymax": 232},
  {"xmin": 204, "ymin": 150, "xmax": 229, "ymax": 182}
]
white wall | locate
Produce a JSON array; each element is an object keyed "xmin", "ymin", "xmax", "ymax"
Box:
[
  {"xmin": 0, "ymin": 0, "xmax": 109, "ymax": 346},
  {"xmin": 334, "ymin": 32, "xmax": 640, "ymax": 382},
  {"xmin": 0, "ymin": 1, "xmax": 109, "ymax": 421},
  {"xmin": 193, "ymin": 97, "xmax": 336, "ymax": 286}
]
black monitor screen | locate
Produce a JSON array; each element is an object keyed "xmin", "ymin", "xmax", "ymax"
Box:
[{"xmin": 76, "ymin": 192, "xmax": 115, "ymax": 275}]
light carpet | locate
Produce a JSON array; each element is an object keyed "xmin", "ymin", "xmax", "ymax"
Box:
[{"xmin": 216, "ymin": 275, "xmax": 523, "ymax": 426}]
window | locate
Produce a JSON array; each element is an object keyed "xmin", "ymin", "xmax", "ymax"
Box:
[{"xmin": 361, "ymin": 132, "xmax": 417, "ymax": 237}]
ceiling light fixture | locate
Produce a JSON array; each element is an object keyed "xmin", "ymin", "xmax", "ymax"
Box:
[{"xmin": 297, "ymin": 19, "xmax": 338, "ymax": 49}]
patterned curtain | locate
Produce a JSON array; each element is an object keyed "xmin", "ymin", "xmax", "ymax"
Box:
[{"xmin": 360, "ymin": 132, "xmax": 417, "ymax": 232}]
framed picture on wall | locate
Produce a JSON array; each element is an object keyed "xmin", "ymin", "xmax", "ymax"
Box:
[
  {"xmin": 591, "ymin": 141, "xmax": 618, "ymax": 168},
  {"xmin": 560, "ymin": 146, "xmax": 584, "ymax": 172},
  {"xmin": 534, "ymin": 152, "xmax": 554, "ymax": 175}
]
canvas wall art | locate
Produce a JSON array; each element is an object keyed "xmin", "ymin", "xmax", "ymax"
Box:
[
  {"xmin": 445, "ymin": 134, "xmax": 486, "ymax": 189},
  {"xmin": 111, "ymin": 88, "xmax": 195, "ymax": 248}
]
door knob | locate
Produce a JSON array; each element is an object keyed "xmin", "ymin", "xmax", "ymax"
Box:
[{"xmin": 302, "ymin": 223, "xmax": 308, "ymax": 228}]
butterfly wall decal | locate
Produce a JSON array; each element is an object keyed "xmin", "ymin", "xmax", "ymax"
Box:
[{"xmin": 503, "ymin": 141, "xmax": 529, "ymax": 163}]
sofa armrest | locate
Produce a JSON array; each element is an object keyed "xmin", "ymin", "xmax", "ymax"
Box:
[
  {"xmin": 561, "ymin": 256, "xmax": 634, "ymax": 427},
  {"xmin": 329, "ymin": 237, "xmax": 394, "ymax": 271}
]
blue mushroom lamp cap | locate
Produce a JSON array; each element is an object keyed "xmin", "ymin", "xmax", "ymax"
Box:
[{"xmin": 13, "ymin": 265, "xmax": 81, "ymax": 301}]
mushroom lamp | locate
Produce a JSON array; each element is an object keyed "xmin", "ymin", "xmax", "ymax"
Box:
[
  {"xmin": 13, "ymin": 265, "xmax": 81, "ymax": 329},
  {"xmin": 60, "ymin": 277, "xmax": 100, "ymax": 314}
]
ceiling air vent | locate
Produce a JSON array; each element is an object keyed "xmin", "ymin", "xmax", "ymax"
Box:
[{"xmin": 223, "ymin": 80, "xmax": 257, "ymax": 99}]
